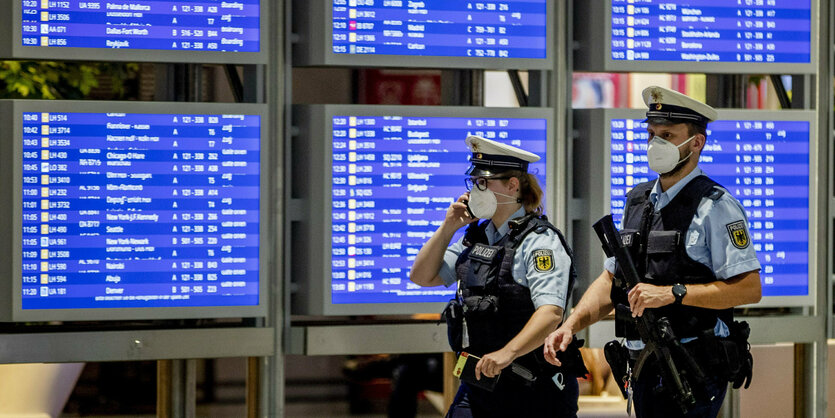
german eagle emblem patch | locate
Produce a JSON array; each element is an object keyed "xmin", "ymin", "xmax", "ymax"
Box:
[
  {"xmin": 726, "ymin": 221, "xmax": 750, "ymax": 249},
  {"xmin": 533, "ymin": 249, "xmax": 554, "ymax": 272}
]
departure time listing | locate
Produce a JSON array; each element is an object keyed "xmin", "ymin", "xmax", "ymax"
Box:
[
  {"xmin": 21, "ymin": 111, "xmax": 261, "ymax": 309},
  {"xmin": 609, "ymin": 118, "xmax": 810, "ymax": 297},
  {"xmin": 610, "ymin": 0, "xmax": 811, "ymax": 64},
  {"xmin": 329, "ymin": 115, "xmax": 547, "ymax": 304},
  {"xmin": 21, "ymin": 0, "xmax": 260, "ymax": 52},
  {"xmin": 332, "ymin": 0, "xmax": 547, "ymax": 59}
]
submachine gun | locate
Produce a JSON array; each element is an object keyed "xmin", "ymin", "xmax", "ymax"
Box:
[{"xmin": 593, "ymin": 214, "xmax": 706, "ymax": 414}]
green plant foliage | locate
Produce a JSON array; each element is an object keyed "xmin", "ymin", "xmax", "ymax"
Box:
[{"xmin": 0, "ymin": 61, "xmax": 139, "ymax": 100}]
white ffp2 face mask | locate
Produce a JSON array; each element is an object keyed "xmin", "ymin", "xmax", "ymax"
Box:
[
  {"xmin": 646, "ymin": 134, "xmax": 695, "ymax": 174},
  {"xmin": 466, "ymin": 187, "xmax": 519, "ymax": 219}
]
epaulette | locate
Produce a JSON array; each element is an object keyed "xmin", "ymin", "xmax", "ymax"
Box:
[{"xmin": 707, "ymin": 187, "xmax": 725, "ymax": 201}]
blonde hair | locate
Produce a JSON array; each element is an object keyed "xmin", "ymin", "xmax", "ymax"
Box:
[{"xmin": 502, "ymin": 171, "xmax": 544, "ymax": 215}]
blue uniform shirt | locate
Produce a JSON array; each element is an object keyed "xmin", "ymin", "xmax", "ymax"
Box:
[
  {"xmin": 603, "ymin": 167, "xmax": 761, "ymax": 349},
  {"xmin": 439, "ymin": 207, "xmax": 572, "ymax": 310}
]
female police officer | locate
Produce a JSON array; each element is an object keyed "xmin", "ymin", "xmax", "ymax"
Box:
[{"xmin": 410, "ymin": 135, "xmax": 584, "ymax": 417}]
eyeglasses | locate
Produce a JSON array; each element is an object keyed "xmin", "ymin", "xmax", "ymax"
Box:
[{"xmin": 465, "ymin": 176, "xmax": 512, "ymax": 191}]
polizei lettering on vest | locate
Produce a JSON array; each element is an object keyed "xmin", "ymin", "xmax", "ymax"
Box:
[{"xmin": 470, "ymin": 245, "xmax": 497, "ymax": 258}]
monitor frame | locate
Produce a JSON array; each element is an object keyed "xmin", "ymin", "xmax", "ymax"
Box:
[
  {"xmin": 573, "ymin": 0, "xmax": 819, "ymax": 74},
  {"xmin": 291, "ymin": 104, "xmax": 555, "ymax": 316},
  {"xmin": 0, "ymin": 1, "xmax": 268, "ymax": 64},
  {"xmin": 572, "ymin": 108, "xmax": 817, "ymax": 309},
  {"xmin": 0, "ymin": 99, "xmax": 270, "ymax": 322},
  {"xmin": 292, "ymin": 0, "xmax": 554, "ymax": 69}
]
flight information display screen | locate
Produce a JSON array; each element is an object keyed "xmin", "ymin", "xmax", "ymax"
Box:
[
  {"xmin": 331, "ymin": 0, "xmax": 547, "ymax": 59},
  {"xmin": 330, "ymin": 115, "xmax": 547, "ymax": 304},
  {"xmin": 21, "ymin": 111, "xmax": 261, "ymax": 309},
  {"xmin": 609, "ymin": 118, "xmax": 809, "ymax": 297},
  {"xmin": 20, "ymin": 0, "xmax": 260, "ymax": 52},
  {"xmin": 610, "ymin": 0, "xmax": 812, "ymax": 64}
]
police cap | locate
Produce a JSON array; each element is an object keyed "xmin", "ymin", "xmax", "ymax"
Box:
[
  {"xmin": 464, "ymin": 135, "xmax": 540, "ymax": 177},
  {"xmin": 642, "ymin": 85, "xmax": 718, "ymax": 128}
]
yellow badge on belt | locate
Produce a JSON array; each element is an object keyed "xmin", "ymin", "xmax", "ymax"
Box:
[
  {"xmin": 533, "ymin": 249, "xmax": 554, "ymax": 272},
  {"xmin": 726, "ymin": 220, "xmax": 750, "ymax": 249}
]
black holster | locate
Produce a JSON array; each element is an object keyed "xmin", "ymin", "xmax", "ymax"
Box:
[
  {"xmin": 604, "ymin": 340, "xmax": 630, "ymax": 398},
  {"xmin": 520, "ymin": 336, "xmax": 587, "ymax": 385},
  {"xmin": 554, "ymin": 337, "xmax": 589, "ymax": 377},
  {"xmin": 441, "ymin": 298, "xmax": 464, "ymax": 352},
  {"xmin": 695, "ymin": 320, "xmax": 753, "ymax": 389},
  {"xmin": 729, "ymin": 320, "xmax": 754, "ymax": 389}
]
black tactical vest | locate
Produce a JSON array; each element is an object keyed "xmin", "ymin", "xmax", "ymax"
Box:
[
  {"xmin": 454, "ymin": 213, "xmax": 576, "ymax": 376},
  {"xmin": 612, "ymin": 176, "xmax": 733, "ymax": 340}
]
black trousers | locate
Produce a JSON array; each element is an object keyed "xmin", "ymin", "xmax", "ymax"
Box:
[
  {"xmin": 628, "ymin": 349, "xmax": 728, "ymax": 418},
  {"xmin": 446, "ymin": 372, "xmax": 579, "ymax": 418},
  {"xmin": 632, "ymin": 373, "xmax": 727, "ymax": 418}
]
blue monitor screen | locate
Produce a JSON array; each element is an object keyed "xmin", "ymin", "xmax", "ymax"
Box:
[
  {"xmin": 21, "ymin": 111, "xmax": 261, "ymax": 309},
  {"xmin": 330, "ymin": 115, "xmax": 547, "ymax": 304},
  {"xmin": 610, "ymin": 0, "xmax": 812, "ymax": 64},
  {"xmin": 20, "ymin": 0, "xmax": 260, "ymax": 52},
  {"xmin": 331, "ymin": 0, "xmax": 547, "ymax": 59},
  {"xmin": 609, "ymin": 118, "xmax": 810, "ymax": 297}
]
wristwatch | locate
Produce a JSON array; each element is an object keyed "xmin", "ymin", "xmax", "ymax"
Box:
[{"xmin": 672, "ymin": 283, "xmax": 687, "ymax": 305}]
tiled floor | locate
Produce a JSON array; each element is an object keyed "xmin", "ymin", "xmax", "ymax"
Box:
[
  {"xmin": 61, "ymin": 396, "xmax": 631, "ymax": 417},
  {"xmin": 284, "ymin": 401, "xmax": 441, "ymax": 418},
  {"xmin": 61, "ymin": 400, "xmax": 441, "ymax": 418}
]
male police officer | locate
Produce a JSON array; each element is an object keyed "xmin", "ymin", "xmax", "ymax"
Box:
[{"xmin": 544, "ymin": 86, "xmax": 762, "ymax": 417}]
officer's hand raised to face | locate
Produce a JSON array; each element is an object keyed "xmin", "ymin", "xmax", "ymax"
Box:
[{"xmin": 444, "ymin": 193, "xmax": 478, "ymax": 231}]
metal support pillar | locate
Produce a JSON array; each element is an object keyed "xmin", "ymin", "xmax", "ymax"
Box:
[
  {"xmin": 527, "ymin": 70, "xmax": 549, "ymax": 108},
  {"xmin": 157, "ymin": 359, "xmax": 197, "ymax": 418},
  {"xmin": 246, "ymin": 357, "xmax": 263, "ymax": 418},
  {"xmin": 154, "ymin": 63, "xmax": 204, "ymax": 102},
  {"xmin": 704, "ymin": 74, "xmax": 746, "ymax": 108},
  {"xmin": 270, "ymin": 0, "xmax": 288, "ymax": 417},
  {"xmin": 441, "ymin": 70, "xmax": 484, "ymax": 106},
  {"xmin": 442, "ymin": 352, "xmax": 457, "ymax": 411},
  {"xmin": 718, "ymin": 383, "xmax": 739, "ymax": 418},
  {"xmin": 243, "ymin": 65, "xmax": 266, "ymax": 104},
  {"xmin": 551, "ymin": 0, "xmax": 571, "ymax": 238},
  {"xmin": 810, "ymin": 0, "xmax": 832, "ymax": 416}
]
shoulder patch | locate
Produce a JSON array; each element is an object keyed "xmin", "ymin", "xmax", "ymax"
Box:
[
  {"xmin": 726, "ymin": 220, "xmax": 750, "ymax": 249},
  {"xmin": 532, "ymin": 249, "xmax": 555, "ymax": 272}
]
